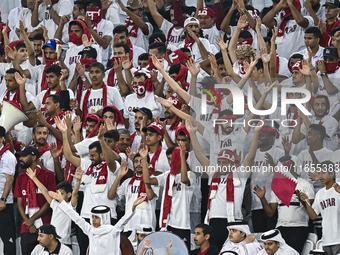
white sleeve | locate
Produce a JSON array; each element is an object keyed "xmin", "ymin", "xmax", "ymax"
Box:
[
  {"xmin": 312, "ymin": 191, "xmax": 321, "ymax": 215},
  {"xmin": 58, "ymin": 200, "xmax": 92, "ymax": 235},
  {"xmin": 101, "ymin": 20, "xmax": 114, "ymax": 38},
  {"xmin": 67, "ymin": 89, "xmax": 75, "ymax": 99},
  {"xmin": 202, "ymin": 39, "xmax": 212, "ymax": 53},
  {"xmin": 38, "ymin": 5, "xmax": 45, "ymax": 22},
  {"xmin": 305, "ymin": 15, "xmax": 315, "ymax": 28},
  {"xmin": 123, "ymin": 98, "xmax": 129, "ymax": 119},
  {"xmin": 155, "ymin": 172, "xmax": 167, "ymax": 187},
  {"xmin": 113, "ymin": 208, "xmax": 135, "ymax": 232},
  {"xmin": 0, "ymin": 63, "xmax": 11, "ymax": 76},
  {"xmin": 304, "ymin": 181, "xmax": 315, "ymax": 200},
  {"xmin": 109, "ymin": 87, "xmax": 124, "ymax": 110},
  {"xmin": 25, "ymin": 92, "xmax": 35, "ymax": 103},
  {"xmin": 57, "ymin": 0, "xmax": 73, "ymax": 16},
  {"xmin": 117, "ymin": 179, "xmax": 128, "ymax": 200},
  {"xmin": 2, "ymin": 153, "xmax": 16, "ymax": 175},
  {"xmin": 160, "ymin": 19, "xmax": 173, "ymax": 35},
  {"xmin": 269, "ymin": 190, "xmax": 280, "ymax": 204},
  {"xmin": 187, "ymin": 171, "xmax": 197, "ymax": 187},
  {"xmin": 80, "ymin": 156, "xmax": 92, "ymax": 171},
  {"xmin": 32, "ymin": 91, "xmax": 45, "ymax": 110},
  {"xmin": 144, "ymin": 22, "xmax": 153, "ymax": 38}
]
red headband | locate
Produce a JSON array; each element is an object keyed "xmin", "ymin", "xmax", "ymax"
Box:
[
  {"xmin": 9, "ymin": 40, "xmax": 23, "ymax": 50},
  {"xmin": 168, "ymin": 95, "xmax": 182, "ymax": 109},
  {"xmin": 291, "ymin": 61, "xmax": 302, "ymax": 72},
  {"xmin": 174, "ymin": 64, "xmax": 189, "ymax": 84},
  {"xmin": 86, "ymin": 114, "xmax": 104, "ymax": 138},
  {"xmin": 217, "ymin": 150, "xmax": 235, "ymax": 165},
  {"xmin": 198, "ymin": 7, "xmax": 216, "ymax": 17},
  {"xmin": 103, "ymin": 105, "xmax": 124, "ymax": 125},
  {"xmin": 260, "ymin": 126, "xmax": 280, "ymax": 139},
  {"xmin": 175, "ymin": 125, "xmax": 190, "ymax": 138},
  {"xmin": 172, "ymin": 49, "xmax": 191, "ymax": 64}
]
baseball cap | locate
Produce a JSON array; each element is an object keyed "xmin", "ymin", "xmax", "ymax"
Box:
[
  {"xmin": 15, "ymin": 146, "xmax": 40, "ymax": 158},
  {"xmin": 133, "ymin": 107, "xmax": 153, "ymax": 120},
  {"xmin": 323, "ymin": 46, "xmax": 339, "ymax": 59},
  {"xmin": 142, "ymin": 122, "xmax": 165, "ymax": 137},
  {"xmin": 42, "ymin": 39, "xmax": 60, "ymax": 50},
  {"xmin": 184, "ymin": 17, "xmax": 199, "ymax": 28},
  {"xmin": 323, "ymin": 0, "xmax": 340, "ymax": 8},
  {"xmin": 126, "ymin": 0, "xmax": 143, "ymax": 9},
  {"xmin": 78, "ymin": 46, "xmax": 97, "ymax": 59},
  {"xmin": 39, "ymin": 224, "xmax": 61, "ymax": 239}
]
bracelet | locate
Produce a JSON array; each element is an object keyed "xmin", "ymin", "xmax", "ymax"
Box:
[
  {"xmin": 46, "ymin": 4, "xmax": 52, "ymax": 10},
  {"xmin": 242, "ymin": 9, "xmax": 248, "ymax": 15},
  {"xmin": 320, "ymin": 72, "xmax": 327, "ymax": 77},
  {"xmin": 310, "ymin": 67, "xmax": 315, "ymax": 72}
]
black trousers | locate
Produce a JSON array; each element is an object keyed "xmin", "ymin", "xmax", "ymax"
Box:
[
  {"xmin": 278, "ymin": 226, "xmax": 309, "ymax": 254},
  {"xmin": 167, "ymin": 225, "xmax": 191, "ymax": 251},
  {"xmin": 0, "ymin": 204, "xmax": 16, "ymax": 255},
  {"xmin": 20, "ymin": 232, "xmax": 38, "ymax": 255},
  {"xmin": 76, "ymin": 218, "xmax": 118, "ymax": 255},
  {"xmin": 251, "ymin": 209, "xmax": 278, "ymax": 232},
  {"xmin": 209, "ymin": 218, "xmax": 229, "ymax": 250}
]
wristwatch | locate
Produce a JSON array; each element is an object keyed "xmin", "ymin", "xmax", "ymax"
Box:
[
  {"xmin": 46, "ymin": 4, "xmax": 52, "ymax": 10},
  {"xmin": 0, "ymin": 197, "xmax": 7, "ymax": 202},
  {"xmin": 320, "ymin": 72, "xmax": 327, "ymax": 77},
  {"xmin": 241, "ymin": 9, "xmax": 248, "ymax": 15},
  {"xmin": 81, "ymin": 77, "xmax": 87, "ymax": 82},
  {"xmin": 310, "ymin": 67, "xmax": 315, "ymax": 72}
]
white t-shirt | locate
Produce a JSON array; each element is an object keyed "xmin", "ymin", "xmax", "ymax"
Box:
[
  {"xmin": 0, "ymin": 148, "xmax": 17, "ymax": 204},
  {"xmin": 16, "ymin": 8, "xmax": 42, "ymax": 33},
  {"xmin": 301, "ymin": 6, "xmax": 326, "ymax": 21},
  {"xmin": 123, "ymin": 93, "xmax": 163, "ymax": 134},
  {"xmin": 103, "ymin": 67, "xmax": 128, "ymax": 90},
  {"xmin": 64, "ymin": 43, "xmax": 102, "ymax": 86},
  {"xmin": 132, "ymin": 45, "xmax": 146, "ymax": 68},
  {"xmin": 274, "ymin": 15, "xmax": 314, "ymax": 59},
  {"xmin": 270, "ymin": 177, "xmax": 314, "ymax": 227},
  {"xmin": 209, "ymin": 173, "xmax": 247, "ymax": 220},
  {"xmin": 0, "ymin": 90, "xmax": 35, "ymax": 108},
  {"xmin": 37, "ymin": 0, "xmax": 72, "ymax": 40},
  {"xmin": 156, "ymin": 171, "xmax": 196, "ymax": 229},
  {"xmin": 187, "ymin": 151, "xmax": 202, "ymax": 213},
  {"xmin": 127, "ymin": 22, "xmax": 153, "ymax": 52},
  {"xmin": 295, "ymin": 147, "xmax": 333, "ymax": 191},
  {"xmin": 300, "ymin": 116, "xmax": 338, "ymax": 151},
  {"xmin": 80, "ymin": 158, "xmax": 119, "ymax": 219},
  {"xmin": 130, "ymin": 132, "xmax": 142, "ymax": 153},
  {"xmin": 105, "ymin": 3, "xmax": 121, "ymax": 27},
  {"xmin": 80, "ymin": 86, "xmax": 124, "ymax": 114},
  {"xmin": 204, "ymin": 126, "xmax": 247, "ymax": 166},
  {"xmin": 32, "ymin": 89, "xmax": 74, "ymax": 111},
  {"xmin": 39, "ymin": 150, "xmax": 66, "ymax": 175},
  {"xmin": 331, "ymin": 150, "xmax": 340, "ymax": 183},
  {"xmin": 250, "ymin": 146, "xmax": 285, "ymax": 210},
  {"xmin": 160, "ymin": 19, "xmax": 184, "ymax": 52},
  {"xmin": 278, "ymin": 57, "xmax": 292, "ymax": 78},
  {"xmin": 31, "ymin": 243, "xmax": 72, "ymax": 255},
  {"xmin": 299, "ymin": 46, "xmax": 324, "ymax": 67},
  {"xmin": 202, "ymin": 25, "xmax": 224, "ymax": 50},
  {"xmin": 74, "ymin": 136, "xmax": 99, "ymax": 156},
  {"xmin": 149, "ymin": 149, "xmax": 170, "ymax": 173},
  {"xmin": 178, "ymin": 38, "xmax": 212, "ymax": 65},
  {"xmin": 50, "ymin": 199, "xmax": 76, "ymax": 245},
  {"xmin": 0, "ymin": 61, "xmax": 38, "ymax": 96},
  {"xmin": 116, "ymin": 176, "xmax": 158, "ymax": 231},
  {"xmin": 312, "ymin": 185, "xmax": 340, "ymax": 246},
  {"xmin": 93, "ymin": 19, "xmax": 113, "ymax": 67}
]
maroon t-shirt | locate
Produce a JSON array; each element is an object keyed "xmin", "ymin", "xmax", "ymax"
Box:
[{"xmin": 14, "ymin": 168, "xmax": 56, "ymax": 233}]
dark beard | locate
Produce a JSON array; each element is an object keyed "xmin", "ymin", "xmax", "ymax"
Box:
[
  {"xmin": 35, "ymin": 140, "xmax": 46, "ymax": 147},
  {"xmin": 19, "ymin": 160, "xmax": 32, "ymax": 169}
]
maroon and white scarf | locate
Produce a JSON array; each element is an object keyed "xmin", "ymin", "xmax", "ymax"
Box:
[{"xmin": 82, "ymin": 161, "xmax": 108, "ymax": 193}]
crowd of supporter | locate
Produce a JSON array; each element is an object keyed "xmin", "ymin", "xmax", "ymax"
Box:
[{"xmin": 1, "ymin": 0, "xmax": 340, "ymax": 254}]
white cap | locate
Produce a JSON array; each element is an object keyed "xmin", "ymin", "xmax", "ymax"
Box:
[{"xmin": 184, "ymin": 17, "xmax": 199, "ymax": 28}]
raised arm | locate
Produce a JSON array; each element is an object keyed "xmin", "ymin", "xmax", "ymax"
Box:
[
  {"xmin": 19, "ymin": 21, "xmax": 36, "ymax": 66},
  {"xmin": 139, "ymin": 147, "xmax": 156, "ymax": 200},
  {"xmin": 55, "ymin": 116, "xmax": 81, "ymax": 167},
  {"xmin": 228, "ymin": 14, "xmax": 248, "ymax": 64},
  {"xmin": 220, "ymin": 0, "xmax": 237, "ymax": 34},
  {"xmin": 253, "ymin": 184, "xmax": 278, "ymax": 217},
  {"xmin": 179, "ymin": 142, "xmax": 190, "ymax": 185},
  {"xmin": 147, "ymin": 0, "xmax": 164, "ymax": 28},
  {"xmin": 26, "ymin": 168, "xmax": 52, "ymax": 204},
  {"xmin": 288, "ymin": 0, "xmax": 309, "ymax": 28},
  {"xmin": 262, "ymin": 0, "xmax": 282, "ymax": 29},
  {"xmin": 107, "ymin": 160, "xmax": 128, "ymax": 199},
  {"xmin": 70, "ymin": 167, "xmax": 83, "ymax": 207},
  {"xmin": 151, "ymin": 56, "xmax": 190, "ymax": 103},
  {"xmin": 117, "ymin": 0, "xmax": 148, "ymax": 33},
  {"xmin": 16, "ymin": 73, "xmax": 36, "ymax": 111},
  {"xmin": 31, "ymin": 1, "xmax": 41, "ymax": 28},
  {"xmin": 140, "ymin": 143, "xmax": 159, "ymax": 186},
  {"xmin": 98, "ymin": 125, "xmax": 117, "ymax": 173}
]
